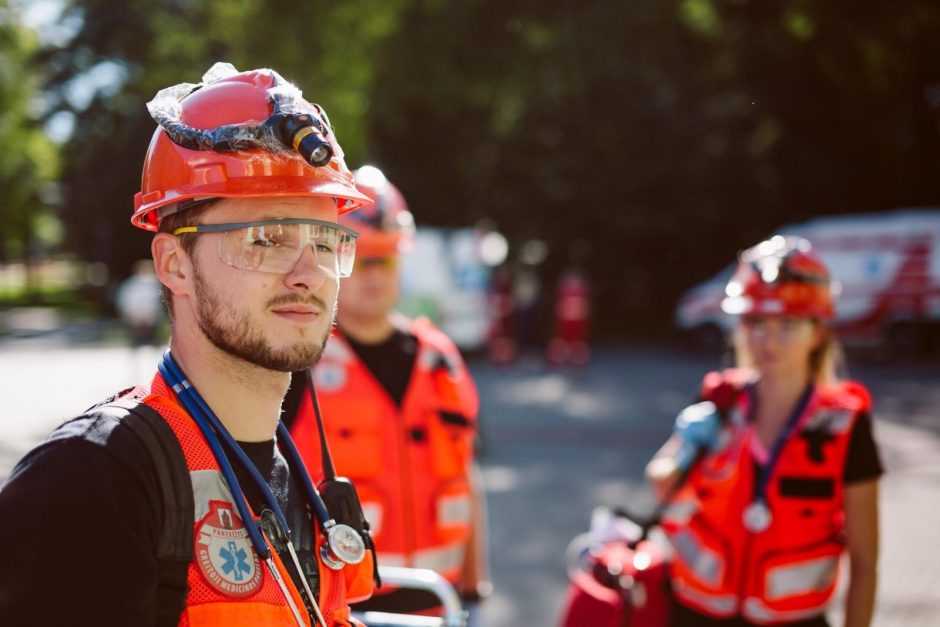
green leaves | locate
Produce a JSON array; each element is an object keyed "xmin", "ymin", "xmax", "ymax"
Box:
[
  {"xmin": 0, "ymin": 2, "xmax": 58, "ymax": 262},
  {"xmin": 5, "ymin": 0, "xmax": 940, "ymax": 334}
]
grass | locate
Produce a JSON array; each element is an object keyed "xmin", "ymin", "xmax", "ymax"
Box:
[{"xmin": 0, "ymin": 283, "xmax": 101, "ymax": 314}]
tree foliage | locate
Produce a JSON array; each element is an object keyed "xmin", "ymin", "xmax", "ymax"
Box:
[
  {"xmin": 19, "ymin": 0, "xmax": 940, "ymax": 335},
  {"xmin": 38, "ymin": 0, "xmax": 407, "ymax": 278},
  {"xmin": 367, "ymin": 0, "xmax": 940, "ymax": 334},
  {"xmin": 0, "ymin": 1, "xmax": 58, "ymax": 265}
]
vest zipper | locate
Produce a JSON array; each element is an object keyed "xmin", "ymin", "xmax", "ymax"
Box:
[
  {"xmin": 398, "ymin": 351, "xmax": 423, "ymax": 568},
  {"xmin": 398, "ymin": 391, "xmax": 418, "ymax": 565}
]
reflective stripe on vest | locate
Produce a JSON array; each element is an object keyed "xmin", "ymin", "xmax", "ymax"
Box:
[
  {"xmin": 437, "ymin": 493, "xmax": 472, "ymax": 527},
  {"xmin": 378, "ymin": 541, "xmax": 466, "ymax": 574},
  {"xmin": 666, "ymin": 372, "xmax": 867, "ymax": 624},
  {"xmin": 766, "ymin": 554, "xmax": 839, "ymax": 601},
  {"xmin": 363, "ymin": 493, "xmax": 472, "ymax": 538},
  {"xmin": 361, "ymin": 502, "xmax": 383, "ymax": 537},
  {"xmin": 671, "ymin": 528, "xmax": 723, "ymax": 588},
  {"xmin": 803, "ymin": 408, "xmax": 854, "ymax": 434},
  {"xmin": 192, "ymin": 469, "xmax": 233, "ymax": 518},
  {"xmin": 662, "ymin": 498, "xmax": 697, "ymax": 525},
  {"xmin": 743, "ymin": 596, "xmax": 833, "ymax": 624},
  {"xmin": 673, "ymin": 583, "xmax": 738, "ymax": 617}
]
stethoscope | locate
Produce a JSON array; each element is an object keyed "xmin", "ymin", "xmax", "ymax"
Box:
[
  {"xmin": 740, "ymin": 383, "xmax": 815, "ymax": 534},
  {"xmin": 158, "ymin": 350, "xmax": 365, "ymax": 627}
]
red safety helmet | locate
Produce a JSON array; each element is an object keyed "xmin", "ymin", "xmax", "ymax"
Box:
[
  {"xmin": 132, "ymin": 63, "xmax": 370, "ymax": 231},
  {"xmin": 721, "ymin": 235, "xmax": 835, "ymax": 320},
  {"xmin": 343, "ymin": 165, "xmax": 416, "ymax": 257}
]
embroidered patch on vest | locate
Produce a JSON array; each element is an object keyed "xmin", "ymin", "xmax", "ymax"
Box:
[
  {"xmin": 315, "ymin": 362, "xmax": 348, "ymax": 392},
  {"xmin": 195, "ymin": 500, "xmax": 262, "ymax": 597}
]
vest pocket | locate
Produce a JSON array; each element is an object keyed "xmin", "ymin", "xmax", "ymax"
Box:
[
  {"xmin": 750, "ymin": 540, "xmax": 842, "ymax": 617},
  {"xmin": 426, "ymin": 410, "xmax": 474, "ymax": 479},
  {"xmin": 667, "ymin": 516, "xmax": 732, "ymax": 592},
  {"xmin": 328, "ymin": 414, "xmax": 384, "ymax": 479}
]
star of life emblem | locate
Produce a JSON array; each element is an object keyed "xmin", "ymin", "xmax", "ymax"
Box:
[
  {"xmin": 195, "ymin": 500, "xmax": 263, "ymax": 597},
  {"xmin": 315, "ymin": 362, "xmax": 347, "ymax": 392}
]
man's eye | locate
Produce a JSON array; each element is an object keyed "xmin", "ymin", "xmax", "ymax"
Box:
[
  {"xmin": 316, "ymin": 241, "xmax": 336, "ymax": 254},
  {"xmin": 252, "ymin": 235, "xmax": 280, "ymax": 248}
]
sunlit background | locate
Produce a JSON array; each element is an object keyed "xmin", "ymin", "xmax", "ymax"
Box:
[{"xmin": 2, "ymin": 1, "xmax": 940, "ymax": 625}]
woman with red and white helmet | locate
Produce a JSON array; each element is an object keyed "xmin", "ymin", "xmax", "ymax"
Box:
[{"xmin": 647, "ymin": 236, "xmax": 882, "ymax": 627}]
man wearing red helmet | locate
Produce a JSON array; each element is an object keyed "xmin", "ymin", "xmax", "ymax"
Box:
[
  {"xmin": 0, "ymin": 63, "xmax": 375, "ymax": 626},
  {"xmin": 284, "ymin": 165, "xmax": 491, "ymax": 620},
  {"xmin": 647, "ymin": 236, "xmax": 882, "ymax": 627}
]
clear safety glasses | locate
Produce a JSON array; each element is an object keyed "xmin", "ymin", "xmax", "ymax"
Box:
[
  {"xmin": 173, "ymin": 218, "xmax": 359, "ymax": 277},
  {"xmin": 741, "ymin": 316, "xmax": 816, "ymax": 342}
]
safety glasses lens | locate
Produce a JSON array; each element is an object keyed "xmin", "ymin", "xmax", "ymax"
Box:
[
  {"xmin": 217, "ymin": 223, "xmax": 356, "ymax": 276},
  {"xmin": 742, "ymin": 317, "xmax": 814, "ymax": 341}
]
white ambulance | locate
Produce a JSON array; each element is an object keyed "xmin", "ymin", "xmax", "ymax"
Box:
[
  {"xmin": 675, "ymin": 208, "xmax": 940, "ymax": 355},
  {"xmin": 397, "ymin": 227, "xmax": 492, "ymax": 351}
]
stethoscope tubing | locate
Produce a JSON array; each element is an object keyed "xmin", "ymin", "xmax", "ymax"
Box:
[
  {"xmin": 157, "ymin": 355, "xmax": 273, "ymax": 558},
  {"xmin": 276, "ymin": 421, "xmax": 333, "ymax": 528},
  {"xmin": 158, "ymin": 351, "xmax": 334, "ymax": 557},
  {"xmin": 749, "ymin": 383, "xmax": 815, "ymax": 502}
]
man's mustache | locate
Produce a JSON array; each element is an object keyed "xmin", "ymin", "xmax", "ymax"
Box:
[{"xmin": 267, "ymin": 294, "xmax": 329, "ymax": 310}]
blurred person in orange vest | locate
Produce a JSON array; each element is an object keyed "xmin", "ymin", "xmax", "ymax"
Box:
[
  {"xmin": 546, "ymin": 264, "xmax": 591, "ymax": 369},
  {"xmin": 0, "ymin": 63, "xmax": 376, "ymax": 626},
  {"xmin": 647, "ymin": 236, "xmax": 881, "ymax": 627},
  {"xmin": 285, "ymin": 165, "xmax": 491, "ymax": 620}
]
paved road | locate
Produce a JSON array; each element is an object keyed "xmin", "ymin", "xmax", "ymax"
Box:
[
  {"xmin": 469, "ymin": 348, "xmax": 940, "ymax": 627},
  {"xmin": 1, "ymin": 338, "xmax": 938, "ymax": 626}
]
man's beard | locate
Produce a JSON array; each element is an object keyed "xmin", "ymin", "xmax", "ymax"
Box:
[{"xmin": 193, "ymin": 265, "xmax": 333, "ymax": 372}]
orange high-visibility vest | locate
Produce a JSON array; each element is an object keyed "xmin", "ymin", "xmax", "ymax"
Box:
[
  {"xmin": 123, "ymin": 374, "xmax": 370, "ymax": 626},
  {"xmin": 662, "ymin": 370, "xmax": 871, "ymax": 624},
  {"xmin": 291, "ymin": 318, "xmax": 479, "ymax": 585}
]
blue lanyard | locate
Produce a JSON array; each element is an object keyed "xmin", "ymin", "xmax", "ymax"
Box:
[
  {"xmin": 157, "ymin": 350, "xmax": 333, "ymax": 559},
  {"xmin": 749, "ymin": 383, "xmax": 815, "ymax": 503}
]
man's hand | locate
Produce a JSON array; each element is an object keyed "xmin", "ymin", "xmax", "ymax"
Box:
[{"xmin": 672, "ymin": 401, "xmax": 721, "ymax": 470}]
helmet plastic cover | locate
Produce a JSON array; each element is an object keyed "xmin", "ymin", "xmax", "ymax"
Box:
[
  {"xmin": 343, "ymin": 165, "xmax": 416, "ymax": 257},
  {"xmin": 721, "ymin": 235, "xmax": 835, "ymax": 320},
  {"xmin": 133, "ymin": 62, "xmax": 370, "ymax": 231}
]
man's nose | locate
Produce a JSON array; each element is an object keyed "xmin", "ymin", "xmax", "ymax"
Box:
[{"xmin": 284, "ymin": 244, "xmax": 329, "ymax": 292}]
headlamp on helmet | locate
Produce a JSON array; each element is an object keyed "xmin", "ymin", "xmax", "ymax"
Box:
[{"xmin": 133, "ymin": 62, "xmax": 371, "ymax": 231}]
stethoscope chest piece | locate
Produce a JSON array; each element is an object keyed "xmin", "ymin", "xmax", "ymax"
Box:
[
  {"xmin": 321, "ymin": 523, "xmax": 367, "ymax": 570},
  {"xmin": 742, "ymin": 500, "xmax": 773, "ymax": 534}
]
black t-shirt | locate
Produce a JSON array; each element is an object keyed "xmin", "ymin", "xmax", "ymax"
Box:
[
  {"xmin": 235, "ymin": 439, "xmax": 320, "ymax": 607},
  {"xmin": 288, "ymin": 327, "xmax": 438, "ymax": 613},
  {"xmin": 701, "ymin": 385, "xmax": 885, "ymax": 486},
  {"xmin": 282, "ymin": 328, "xmax": 419, "ymax": 427},
  {"xmin": 748, "ymin": 408, "xmax": 884, "ymax": 485},
  {"xmin": 842, "ymin": 410, "xmax": 883, "ymax": 484},
  {"xmin": 343, "ymin": 328, "xmax": 418, "ymax": 407},
  {"xmin": 0, "ymin": 412, "xmax": 319, "ymax": 626}
]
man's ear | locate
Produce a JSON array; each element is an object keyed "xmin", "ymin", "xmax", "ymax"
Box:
[{"xmin": 152, "ymin": 233, "xmax": 193, "ymax": 298}]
